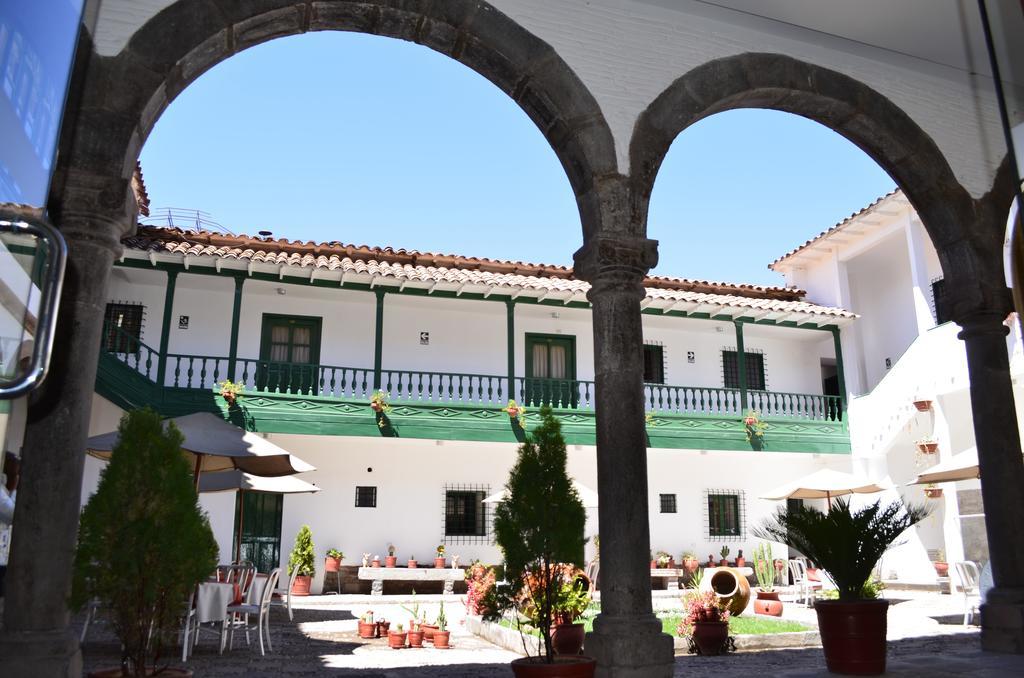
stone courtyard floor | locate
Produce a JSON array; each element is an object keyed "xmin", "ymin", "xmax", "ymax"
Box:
[{"xmin": 76, "ymin": 591, "xmax": 1024, "ymax": 676}]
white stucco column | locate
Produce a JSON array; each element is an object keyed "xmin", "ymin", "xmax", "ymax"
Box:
[
  {"xmin": 830, "ymin": 255, "xmax": 866, "ymax": 396},
  {"xmin": 904, "ymin": 213, "xmax": 937, "ymax": 335}
]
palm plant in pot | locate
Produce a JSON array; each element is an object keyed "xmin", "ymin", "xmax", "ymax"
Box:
[
  {"xmin": 755, "ymin": 497, "xmax": 928, "ymax": 675},
  {"xmin": 71, "ymin": 408, "xmax": 218, "ymax": 677},
  {"xmin": 486, "ymin": 406, "xmax": 593, "ymax": 677},
  {"xmin": 751, "ymin": 543, "xmax": 783, "ymax": 617},
  {"xmin": 288, "ymin": 525, "xmax": 316, "ymax": 595}
]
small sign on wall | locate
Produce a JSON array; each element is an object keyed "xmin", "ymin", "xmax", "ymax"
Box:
[
  {"xmin": 687, "ymin": 351, "xmax": 695, "ymax": 364},
  {"xmin": 420, "ymin": 331, "xmax": 429, "ymax": 345},
  {"xmin": 178, "ymin": 315, "xmax": 189, "ymax": 329}
]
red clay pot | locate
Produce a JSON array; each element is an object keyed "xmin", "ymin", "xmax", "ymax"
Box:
[
  {"xmin": 719, "ymin": 559, "xmax": 729, "ymax": 567},
  {"xmin": 650, "ymin": 560, "xmax": 657, "ymax": 569},
  {"xmin": 682, "ymin": 557, "xmax": 699, "ymax": 573},
  {"xmin": 735, "ymin": 557, "xmax": 746, "ymax": 568},
  {"xmin": 510, "ymin": 656, "xmax": 596, "ymax": 677},
  {"xmin": 754, "ymin": 590, "xmax": 784, "ymax": 617},
  {"xmin": 815, "ymin": 599, "xmax": 889, "ymax": 675},
  {"xmin": 325, "ymin": 556, "xmax": 342, "ymax": 572},
  {"xmin": 433, "ymin": 630, "xmax": 451, "ymax": 649},
  {"xmin": 371, "ymin": 559, "xmax": 381, "ymax": 568},
  {"xmin": 435, "ymin": 557, "xmax": 446, "ymax": 569},
  {"xmin": 913, "ymin": 400, "xmax": 932, "ymax": 411},
  {"xmin": 408, "ymin": 629, "xmax": 424, "ymax": 648},
  {"xmin": 551, "ymin": 622, "xmax": 586, "ymax": 655},
  {"xmin": 407, "ymin": 559, "xmax": 418, "ymax": 569},
  {"xmin": 377, "ymin": 620, "xmax": 390, "ymax": 636},
  {"xmin": 917, "ymin": 442, "xmax": 939, "ymax": 454},
  {"xmin": 291, "ymin": 574, "xmax": 312, "ymax": 596},
  {"xmin": 358, "ymin": 621, "xmax": 377, "ymax": 639},
  {"xmin": 924, "ymin": 487, "xmax": 944, "ymax": 499},
  {"xmin": 385, "ymin": 556, "xmax": 398, "ymax": 568},
  {"xmin": 934, "ymin": 562, "xmax": 949, "ymax": 577},
  {"xmin": 692, "ymin": 620, "xmax": 729, "ymax": 656},
  {"xmin": 420, "ymin": 623, "xmax": 437, "ymax": 642},
  {"xmin": 388, "ymin": 631, "xmax": 408, "ymax": 649}
]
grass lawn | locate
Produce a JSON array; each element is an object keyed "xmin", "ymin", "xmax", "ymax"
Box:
[{"xmin": 498, "ymin": 611, "xmax": 810, "ymax": 637}]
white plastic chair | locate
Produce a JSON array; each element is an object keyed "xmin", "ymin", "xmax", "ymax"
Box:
[
  {"xmin": 227, "ymin": 568, "xmax": 281, "ymax": 655},
  {"xmin": 954, "ymin": 561, "xmax": 981, "ymax": 625},
  {"xmin": 788, "ymin": 558, "xmax": 821, "ymax": 607}
]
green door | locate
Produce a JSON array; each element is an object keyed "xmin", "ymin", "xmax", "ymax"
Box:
[
  {"xmin": 524, "ymin": 334, "xmax": 577, "ymax": 407},
  {"xmin": 257, "ymin": 314, "xmax": 322, "ymax": 394},
  {"xmin": 234, "ymin": 491, "xmax": 283, "ymax": 573}
]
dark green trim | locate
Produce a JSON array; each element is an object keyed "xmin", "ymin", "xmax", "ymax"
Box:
[
  {"xmin": 506, "ymin": 299, "xmax": 515, "ymax": 402},
  {"xmin": 832, "ymin": 327, "xmax": 848, "ymax": 430},
  {"xmin": 112, "ymin": 258, "xmax": 841, "ymax": 332},
  {"xmin": 734, "ymin": 320, "xmax": 748, "ymax": 411},
  {"xmin": 156, "ymin": 270, "xmax": 178, "ymax": 385},
  {"xmin": 373, "ymin": 289, "xmax": 386, "ymax": 390},
  {"xmin": 227, "ymin": 275, "xmax": 245, "ymax": 380}
]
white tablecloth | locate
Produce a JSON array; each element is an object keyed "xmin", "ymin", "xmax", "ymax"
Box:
[{"xmin": 196, "ymin": 582, "xmax": 234, "ymax": 623}]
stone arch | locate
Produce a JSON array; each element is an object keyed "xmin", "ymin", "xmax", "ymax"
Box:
[
  {"xmin": 629, "ymin": 52, "xmax": 1016, "ymax": 317},
  {"xmin": 51, "ymin": 0, "xmax": 616, "ymax": 238}
]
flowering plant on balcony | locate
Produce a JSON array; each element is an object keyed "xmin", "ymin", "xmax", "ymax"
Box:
[
  {"xmin": 215, "ymin": 379, "xmax": 244, "ymax": 407},
  {"xmin": 369, "ymin": 390, "xmax": 392, "ymax": 414},
  {"xmin": 503, "ymin": 400, "xmax": 526, "ymax": 428},
  {"xmin": 743, "ymin": 410, "xmax": 766, "ymax": 442}
]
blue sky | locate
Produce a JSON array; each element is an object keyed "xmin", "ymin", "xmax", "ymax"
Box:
[{"xmin": 140, "ymin": 32, "xmax": 896, "ymax": 287}]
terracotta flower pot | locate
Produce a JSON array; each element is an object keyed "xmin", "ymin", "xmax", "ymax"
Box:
[
  {"xmin": 510, "ymin": 656, "xmax": 596, "ymax": 677},
  {"xmin": 325, "ymin": 556, "xmax": 342, "ymax": 572},
  {"xmin": 385, "ymin": 556, "xmax": 398, "ymax": 568},
  {"xmin": 371, "ymin": 559, "xmax": 381, "ymax": 568},
  {"xmin": 682, "ymin": 557, "xmax": 699, "ymax": 573},
  {"xmin": 692, "ymin": 620, "xmax": 729, "ymax": 656},
  {"xmin": 358, "ymin": 621, "xmax": 377, "ymax": 639},
  {"xmin": 370, "ymin": 402, "xmax": 383, "ymax": 413},
  {"xmin": 433, "ymin": 630, "xmax": 451, "ymax": 649},
  {"xmin": 291, "ymin": 574, "xmax": 312, "ymax": 596},
  {"xmin": 815, "ymin": 599, "xmax": 889, "ymax": 675},
  {"xmin": 719, "ymin": 559, "xmax": 729, "ymax": 567},
  {"xmin": 388, "ymin": 631, "xmax": 408, "ymax": 649},
  {"xmin": 924, "ymin": 487, "xmax": 944, "ymax": 499},
  {"xmin": 407, "ymin": 559, "xmax": 418, "ymax": 569},
  {"xmin": 551, "ymin": 622, "xmax": 586, "ymax": 655},
  {"xmin": 735, "ymin": 557, "xmax": 745, "ymax": 568},
  {"xmin": 650, "ymin": 560, "xmax": 657, "ymax": 569},
  {"xmin": 934, "ymin": 562, "xmax": 949, "ymax": 577},
  {"xmin": 377, "ymin": 621, "xmax": 390, "ymax": 636},
  {"xmin": 754, "ymin": 590, "xmax": 784, "ymax": 617},
  {"xmin": 917, "ymin": 442, "xmax": 939, "ymax": 454},
  {"xmin": 420, "ymin": 623, "xmax": 437, "ymax": 642},
  {"xmin": 408, "ymin": 629, "xmax": 424, "ymax": 648},
  {"xmin": 913, "ymin": 400, "xmax": 932, "ymax": 412},
  {"xmin": 434, "ymin": 557, "xmax": 446, "ymax": 569}
]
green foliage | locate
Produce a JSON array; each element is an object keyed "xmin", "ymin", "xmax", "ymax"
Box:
[
  {"xmin": 288, "ymin": 525, "xmax": 316, "ymax": 576},
  {"xmin": 326, "ymin": 548, "xmax": 343, "ymax": 559},
  {"xmin": 720, "ymin": 545, "xmax": 730, "ymax": 559},
  {"xmin": 752, "ymin": 543, "xmax": 775, "ymax": 592},
  {"xmin": 71, "ymin": 408, "xmax": 218, "ymax": 676},
  {"xmin": 754, "ymin": 497, "xmax": 928, "ymax": 601},
  {"xmin": 437, "ymin": 600, "xmax": 448, "ymax": 632},
  {"xmin": 688, "ymin": 567, "xmax": 704, "ymax": 590},
  {"xmin": 489, "ymin": 406, "xmax": 586, "ymax": 663}
]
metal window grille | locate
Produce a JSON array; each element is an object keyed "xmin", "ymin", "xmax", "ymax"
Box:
[
  {"xmin": 931, "ymin": 278, "xmax": 951, "ymax": 325},
  {"xmin": 442, "ymin": 483, "xmax": 491, "ymax": 545},
  {"xmin": 659, "ymin": 493, "xmax": 677, "ymax": 513},
  {"xmin": 355, "ymin": 486, "xmax": 377, "ymax": 508},
  {"xmin": 103, "ymin": 302, "xmax": 145, "ymax": 353},
  {"xmin": 705, "ymin": 489, "xmax": 745, "ymax": 541},
  {"xmin": 643, "ymin": 343, "xmax": 666, "ymax": 384},
  {"xmin": 721, "ymin": 349, "xmax": 766, "ymax": 390}
]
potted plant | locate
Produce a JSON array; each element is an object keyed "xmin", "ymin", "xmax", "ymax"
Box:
[
  {"xmin": 288, "ymin": 525, "xmax": 316, "ymax": 595},
  {"xmin": 407, "ymin": 555, "xmax": 418, "ymax": 569},
  {"xmin": 707, "ymin": 554, "xmax": 716, "ymax": 568},
  {"xmin": 549, "ymin": 566, "xmax": 592, "ymax": 655},
  {"xmin": 719, "ymin": 545, "xmax": 730, "ymax": 567},
  {"xmin": 752, "ymin": 543, "xmax": 783, "ymax": 617},
  {"xmin": 913, "ymin": 399, "xmax": 933, "ymax": 412},
  {"xmin": 915, "ymin": 436, "xmax": 939, "ymax": 456},
  {"xmin": 326, "ymin": 548, "xmax": 344, "ymax": 572},
  {"xmin": 933, "ymin": 550, "xmax": 949, "ymax": 577},
  {"xmin": 756, "ymin": 497, "xmax": 928, "ymax": 675},
  {"xmin": 407, "ymin": 620, "xmax": 424, "ymax": 648},
  {"xmin": 735, "ymin": 548, "xmax": 746, "ymax": 568},
  {"xmin": 465, "ymin": 561, "xmax": 497, "ymax": 616},
  {"xmin": 215, "ymin": 379, "xmax": 244, "ymax": 407},
  {"xmin": 486, "ymin": 406, "xmax": 594, "ymax": 676},
  {"xmin": 370, "ymin": 389, "xmax": 392, "ymax": 413},
  {"xmin": 71, "ymin": 408, "xmax": 217, "ymax": 677},
  {"xmin": 434, "ymin": 601, "xmax": 451, "ymax": 649},
  {"xmin": 681, "ymin": 551, "xmax": 699, "ymax": 574},
  {"xmin": 434, "ymin": 544, "xmax": 446, "ymax": 569},
  {"xmin": 923, "ymin": 484, "xmax": 944, "ymax": 499},
  {"xmin": 388, "ymin": 622, "xmax": 407, "ymax": 649},
  {"xmin": 676, "ymin": 589, "xmax": 730, "ymax": 656},
  {"xmin": 386, "ymin": 543, "xmax": 398, "ymax": 568},
  {"xmin": 358, "ymin": 610, "xmax": 378, "ymax": 639},
  {"xmin": 650, "ymin": 551, "xmax": 657, "ymax": 569},
  {"xmin": 503, "ymin": 399, "xmax": 527, "ymax": 428},
  {"xmin": 372, "ymin": 555, "xmax": 381, "ymax": 568},
  {"xmin": 655, "ymin": 550, "xmax": 673, "ymax": 569},
  {"xmin": 743, "ymin": 409, "xmax": 767, "ymax": 442}
]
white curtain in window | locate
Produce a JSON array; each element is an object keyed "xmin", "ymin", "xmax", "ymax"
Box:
[
  {"xmin": 291, "ymin": 327, "xmax": 311, "ymax": 363},
  {"xmin": 532, "ymin": 344, "xmax": 549, "ymax": 378},
  {"xmin": 549, "ymin": 344, "xmax": 566, "ymax": 379},
  {"xmin": 270, "ymin": 325, "xmax": 289, "ymax": 362}
]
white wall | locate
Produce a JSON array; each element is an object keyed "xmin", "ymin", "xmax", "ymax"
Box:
[{"xmin": 105, "ymin": 267, "xmax": 169, "ymax": 349}]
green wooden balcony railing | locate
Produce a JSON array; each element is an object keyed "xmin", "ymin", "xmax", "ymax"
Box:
[{"xmin": 100, "ymin": 323, "xmax": 843, "ymax": 422}]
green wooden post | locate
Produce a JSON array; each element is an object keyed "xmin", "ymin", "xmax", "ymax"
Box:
[
  {"xmin": 227, "ymin": 275, "xmax": 245, "ymax": 380},
  {"xmin": 373, "ymin": 289, "xmax": 386, "ymax": 390},
  {"xmin": 832, "ymin": 327, "xmax": 848, "ymax": 429},
  {"xmin": 734, "ymin": 320, "xmax": 748, "ymax": 412},
  {"xmin": 506, "ymin": 299, "xmax": 516, "ymax": 402},
  {"xmin": 156, "ymin": 270, "xmax": 178, "ymax": 385}
]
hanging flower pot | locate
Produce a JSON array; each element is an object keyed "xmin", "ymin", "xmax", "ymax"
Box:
[
  {"xmin": 916, "ymin": 441, "xmax": 939, "ymax": 455},
  {"xmin": 924, "ymin": 485, "xmax": 944, "ymax": 499},
  {"xmin": 913, "ymin": 400, "xmax": 932, "ymax": 412}
]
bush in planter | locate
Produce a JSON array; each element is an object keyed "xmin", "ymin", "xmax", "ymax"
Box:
[
  {"xmin": 288, "ymin": 525, "xmax": 316, "ymax": 593},
  {"xmin": 755, "ymin": 498, "xmax": 928, "ymax": 674},
  {"xmin": 486, "ymin": 406, "xmax": 591, "ymax": 673},
  {"xmin": 71, "ymin": 408, "xmax": 218, "ymax": 676}
]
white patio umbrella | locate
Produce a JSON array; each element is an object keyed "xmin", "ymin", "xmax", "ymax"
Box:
[
  {"xmin": 909, "ymin": 447, "xmax": 980, "ymax": 485},
  {"xmin": 482, "ymin": 480, "xmax": 599, "ymax": 508},
  {"xmin": 86, "ymin": 412, "xmax": 315, "ymax": 488},
  {"xmin": 198, "ymin": 470, "xmax": 320, "ymax": 562},
  {"xmin": 760, "ymin": 468, "xmax": 891, "ymax": 507}
]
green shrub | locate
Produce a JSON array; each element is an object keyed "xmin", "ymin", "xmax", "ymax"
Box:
[
  {"xmin": 289, "ymin": 525, "xmax": 316, "ymax": 576},
  {"xmin": 71, "ymin": 408, "xmax": 218, "ymax": 676}
]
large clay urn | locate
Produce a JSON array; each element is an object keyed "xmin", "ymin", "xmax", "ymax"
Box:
[{"xmin": 702, "ymin": 567, "xmax": 751, "ymax": 616}]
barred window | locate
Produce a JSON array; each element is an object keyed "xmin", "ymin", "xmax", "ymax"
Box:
[
  {"xmin": 355, "ymin": 486, "xmax": 377, "ymax": 508},
  {"xmin": 444, "ymin": 488, "xmax": 488, "ymax": 540},
  {"xmin": 722, "ymin": 350, "xmax": 765, "ymax": 390},
  {"xmin": 659, "ymin": 493, "xmax": 677, "ymax": 513},
  {"xmin": 103, "ymin": 303, "xmax": 144, "ymax": 353},
  {"xmin": 643, "ymin": 344, "xmax": 665, "ymax": 384},
  {"xmin": 706, "ymin": 489, "xmax": 745, "ymax": 540}
]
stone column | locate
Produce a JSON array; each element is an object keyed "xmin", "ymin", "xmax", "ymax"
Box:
[
  {"xmin": 0, "ymin": 207, "xmax": 132, "ymax": 677},
  {"xmin": 576, "ymin": 235, "xmax": 674, "ymax": 678},
  {"xmin": 958, "ymin": 311, "xmax": 1024, "ymax": 652}
]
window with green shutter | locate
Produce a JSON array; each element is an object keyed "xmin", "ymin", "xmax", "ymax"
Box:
[{"xmin": 257, "ymin": 314, "xmax": 322, "ymax": 394}]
